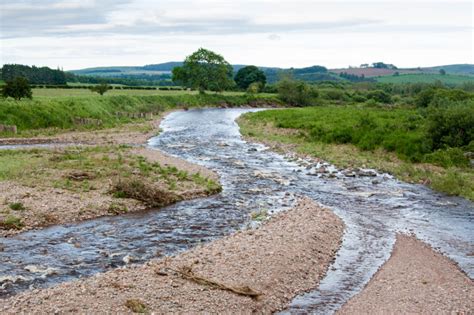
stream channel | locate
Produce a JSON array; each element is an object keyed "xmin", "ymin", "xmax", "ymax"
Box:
[{"xmin": 0, "ymin": 108, "xmax": 472, "ymax": 313}]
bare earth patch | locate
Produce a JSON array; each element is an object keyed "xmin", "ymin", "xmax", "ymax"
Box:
[
  {"xmin": 0, "ymin": 197, "xmax": 344, "ymax": 314},
  {"xmin": 338, "ymin": 234, "xmax": 474, "ymax": 314}
]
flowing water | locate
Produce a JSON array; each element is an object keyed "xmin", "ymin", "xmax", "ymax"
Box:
[{"xmin": 0, "ymin": 108, "xmax": 473, "ymax": 314}]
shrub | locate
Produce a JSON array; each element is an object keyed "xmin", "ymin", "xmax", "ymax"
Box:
[
  {"xmin": 90, "ymin": 83, "xmax": 110, "ymax": 95},
  {"xmin": 426, "ymin": 103, "xmax": 474, "ymax": 149},
  {"xmin": 424, "ymin": 148, "xmax": 470, "ymax": 168},
  {"xmin": 366, "ymin": 90, "xmax": 392, "ymax": 104},
  {"xmin": 321, "ymin": 89, "xmax": 346, "ymax": 101},
  {"xmin": 277, "ymin": 79, "xmax": 318, "ymax": 106}
]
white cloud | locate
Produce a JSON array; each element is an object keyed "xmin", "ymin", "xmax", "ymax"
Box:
[{"xmin": 0, "ymin": 0, "xmax": 472, "ymax": 69}]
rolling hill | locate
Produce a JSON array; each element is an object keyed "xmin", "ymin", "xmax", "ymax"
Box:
[{"xmin": 70, "ymin": 63, "xmax": 474, "ymax": 85}]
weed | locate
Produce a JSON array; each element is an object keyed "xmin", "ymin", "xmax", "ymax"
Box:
[
  {"xmin": 124, "ymin": 299, "xmax": 147, "ymax": 313},
  {"xmin": 0, "ymin": 215, "xmax": 24, "ymax": 230},
  {"xmin": 9, "ymin": 202, "xmax": 25, "ymax": 211}
]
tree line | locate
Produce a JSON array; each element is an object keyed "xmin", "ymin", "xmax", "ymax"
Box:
[{"xmin": 1, "ymin": 64, "xmax": 67, "ymax": 85}]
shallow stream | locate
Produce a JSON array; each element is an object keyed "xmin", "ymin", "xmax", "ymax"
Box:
[{"xmin": 0, "ymin": 108, "xmax": 472, "ymax": 314}]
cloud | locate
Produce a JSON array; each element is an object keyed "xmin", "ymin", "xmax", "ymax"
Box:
[
  {"xmin": 268, "ymin": 34, "xmax": 281, "ymax": 41},
  {"xmin": 1, "ymin": 0, "xmax": 472, "ymax": 69},
  {"xmin": 0, "ymin": 0, "xmax": 130, "ymax": 38}
]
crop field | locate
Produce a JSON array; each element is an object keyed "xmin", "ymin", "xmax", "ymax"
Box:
[{"xmin": 376, "ymin": 73, "xmax": 474, "ymax": 85}]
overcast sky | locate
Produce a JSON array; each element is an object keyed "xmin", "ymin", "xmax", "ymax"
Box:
[{"xmin": 0, "ymin": 0, "xmax": 472, "ymax": 70}]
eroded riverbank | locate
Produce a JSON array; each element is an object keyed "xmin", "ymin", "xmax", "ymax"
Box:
[{"xmin": 0, "ymin": 198, "xmax": 344, "ymax": 313}]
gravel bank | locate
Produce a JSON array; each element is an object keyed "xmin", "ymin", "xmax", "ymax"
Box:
[
  {"xmin": 338, "ymin": 234, "xmax": 474, "ymax": 314},
  {"xmin": 0, "ymin": 113, "xmax": 219, "ymax": 237},
  {"xmin": 0, "ymin": 197, "xmax": 344, "ymax": 314}
]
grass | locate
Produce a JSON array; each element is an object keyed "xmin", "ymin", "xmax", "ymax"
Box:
[
  {"xmin": 0, "ymin": 92, "xmax": 279, "ymax": 135},
  {"xmin": 238, "ymin": 108, "xmax": 473, "ymax": 201},
  {"xmin": 0, "ymin": 146, "xmax": 221, "ymax": 196},
  {"xmin": 9, "ymin": 202, "xmax": 25, "ymax": 211},
  {"xmin": 376, "ymin": 73, "xmax": 474, "ymax": 85},
  {"xmin": 0, "ymin": 215, "xmax": 24, "ymax": 230}
]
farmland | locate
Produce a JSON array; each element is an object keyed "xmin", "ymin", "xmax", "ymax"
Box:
[{"xmin": 376, "ymin": 73, "xmax": 474, "ymax": 85}]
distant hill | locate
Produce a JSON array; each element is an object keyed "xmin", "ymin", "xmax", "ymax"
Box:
[
  {"xmin": 70, "ymin": 63, "xmax": 340, "ymax": 83},
  {"xmin": 70, "ymin": 63, "xmax": 474, "ymax": 84},
  {"xmin": 330, "ymin": 64, "xmax": 474, "ymax": 78},
  {"xmin": 426, "ymin": 64, "xmax": 474, "ymax": 75}
]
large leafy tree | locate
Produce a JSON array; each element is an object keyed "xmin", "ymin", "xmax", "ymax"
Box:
[
  {"xmin": 234, "ymin": 65, "xmax": 266, "ymax": 90},
  {"xmin": 172, "ymin": 48, "xmax": 234, "ymax": 93},
  {"xmin": 2, "ymin": 77, "xmax": 32, "ymax": 100}
]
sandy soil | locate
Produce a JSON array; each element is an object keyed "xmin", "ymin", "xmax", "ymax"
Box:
[
  {"xmin": 0, "ymin": 197, "xmax": 344, "ymax": 314},
  {"xmin": 0, "ymin": 113, "xmax": 219, "ymax": 237},
  {"xmin": 338, "ymin": 234, "xmax": 474, "ymax": 314}
]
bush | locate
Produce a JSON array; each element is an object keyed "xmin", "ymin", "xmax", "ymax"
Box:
[
  {"xmin": 424, "ymin": 148, "xmax": 470, "ymax": 168},
  {"xmin": 366, "ymin": 90, "xmax": 392, "ymax": 104},
  {"xmin": 277, "ymin": 79, "xmax": 318, "ymax": 106},
  {"xmin": 427, "ymin": 102, "xmax": 474, "ymax": 149},
  {"xmin": 321, "ymin": 89, "xmax": 346, "ymax": 101}
]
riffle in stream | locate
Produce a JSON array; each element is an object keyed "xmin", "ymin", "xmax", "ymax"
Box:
[{"xmin": 0, "ymin": 108, "xmax": 473, "ymax": 314}]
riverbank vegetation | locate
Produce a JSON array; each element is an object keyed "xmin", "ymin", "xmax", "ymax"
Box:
[
  {"xmin": 0, "ymin": 93, "xmax": 279, "ymax": 136},
  {"xmin": 239, "ymin": 80, "xmax": 474, "ymax": 200}
]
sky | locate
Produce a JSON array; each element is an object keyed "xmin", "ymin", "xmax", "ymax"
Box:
[{"xmin": 0, "ymin": 0, "xmax": 473, "ymax": 70}]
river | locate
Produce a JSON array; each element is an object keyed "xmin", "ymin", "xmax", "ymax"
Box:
[{"xmin": 0, "ymin": 108, "xmax": 472, "ymax": 314}]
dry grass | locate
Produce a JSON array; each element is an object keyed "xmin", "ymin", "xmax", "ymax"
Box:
[{"xmin": 111, "ymin": 177, "xmax": 179, "ymax": 207}]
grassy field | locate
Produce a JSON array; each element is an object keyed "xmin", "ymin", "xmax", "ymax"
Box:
[
  {"xmin": 376, "ymin": 73, "xmax": 474, "ymax": 85},
  {"xmin": 0, "ymin": 91, "xmax": 279, "ymax": 135},
  {"xmin": 239, "ymin": 107, "xmax": 473, "ymax": 200}
]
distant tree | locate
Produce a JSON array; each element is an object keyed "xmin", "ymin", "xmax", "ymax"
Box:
[
  {"xmin": 234, "ymin": 66, "xmax": 266, "ymax": 90},
  {"xmin": 172, "ymin": 48, "xmax": 234, "ymax": 93},
  {"xmin": 1, "ymin": 64, "xmax": 67, "ymax": 85},
  {"xmin": 371, "ymin": 62, "xmax": 397, "ymax": 70},
  {"xmin": 1, "ymin": 77, "xmax": 32, "ymax": 100},
  {"xmin": 439, "ymin": 69, "xmax": 446, "ymax": 75},
  {"xmin": 393, "ymin": 71, "xmax": 400, "ymax": 76},
  {"xmin": 90, "ymin": 83, "xmax": 110, "ymax": 95}
]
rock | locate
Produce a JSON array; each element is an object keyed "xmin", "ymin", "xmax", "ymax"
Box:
[
  {"xmin": 248, "ymin": 148, "xmax": 257, "ymax": 152},
  {"xmin": 123, "ymin": 255, "xmax": 135, "ymax": 264},
  {"xmin": 318, "ymin": 167, "xmax": 327, "ymax": 174},
  {"xmin": 356, "ymin": 169, "xmax": 377, "ymax": 177}
]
